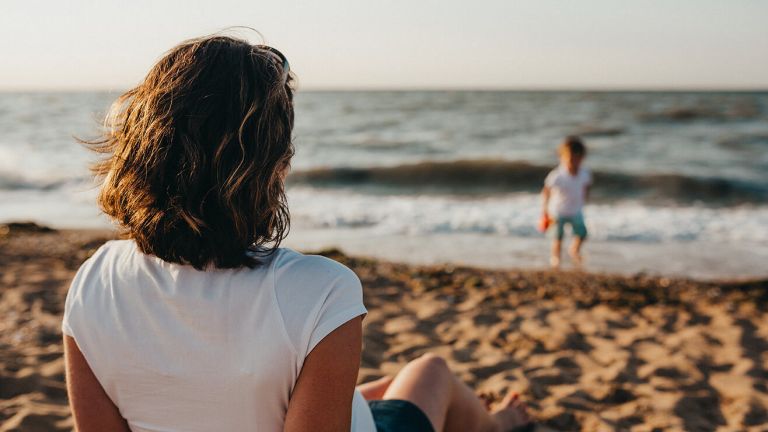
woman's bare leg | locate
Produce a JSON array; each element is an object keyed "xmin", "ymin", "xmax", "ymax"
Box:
[
  {"xmin": 381, "ymin": 354, "xmax": 531, "ymax": 432},
  {"xmin": 357, "ymin": 375, "xmax": 394, "ymax": 401}
]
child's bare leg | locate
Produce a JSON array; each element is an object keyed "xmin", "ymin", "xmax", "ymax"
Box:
[
  {"xmin": 382, "ymin": 354, "xmax": 530, "ymax": 432},
  {"xmin": 356, "ymin": 375, "xmax": 393, "ymax": 401},
  {"xmin": 550, "ymin": 239, "xmax": 562, "ymax": 268},
  {"xmin": 569, "ymin": 237, "xmax": 584, "ymax": 265}
]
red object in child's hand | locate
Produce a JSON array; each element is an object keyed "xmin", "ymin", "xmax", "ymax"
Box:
[{"xmin": 537, "ymin": 214, "xmax": 551, "ymax": 233}]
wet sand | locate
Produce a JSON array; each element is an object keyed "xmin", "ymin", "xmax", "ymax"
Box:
[
  {"xmin": 283, "ymin": 227, "xmax": 768, "ymax": 281},
  {"xmin": 1, "ymin": 223, "xmax": 766, "ymax": 431}
]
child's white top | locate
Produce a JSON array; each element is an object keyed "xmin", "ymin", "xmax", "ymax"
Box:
[
  {"xmin": 62, "ymin": 240, "xmax": 375, "ymax": 432},
  {"xmin": 544, "ymin": 164, "xmax": 592, "ymax": 217}
]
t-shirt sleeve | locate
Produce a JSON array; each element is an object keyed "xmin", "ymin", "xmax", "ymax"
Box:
[
  {"xmin": 61, "ymin": 244, "xmax": 108, "ymax": 338},
  {"xmin": 544, "ymin": 169, "xmax": 559, "ymax": 188},
  {"xmin": 273, "ymin": 252, "xmax": 367, "ymax": 374},
  {"xmin": 62, "ymin": 278, "xmax": 79, "ymax": 337},
  {"xmin": 582, "ymin": 167, "xmax": 593, "ymax": 186},
  {"xmin": 304, "ymin": 268, "xmax": 366, "ymax": 354}
]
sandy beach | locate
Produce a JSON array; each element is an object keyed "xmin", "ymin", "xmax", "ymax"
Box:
[{"xmin": 1, "ymin": 223, "xmax": 766, "ymax": 431}]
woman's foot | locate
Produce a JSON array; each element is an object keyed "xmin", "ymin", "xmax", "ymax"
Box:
[
  {"xmin": 492, "ymin": 392, "xmax": 533, "ymax": 432},
  {"xmin": 477, "ymin": 391, "xmax": 495, "ymax": 410},
  {"xmin": 549, "ymin": 255, "xmax": 560, "ymax": 269}
]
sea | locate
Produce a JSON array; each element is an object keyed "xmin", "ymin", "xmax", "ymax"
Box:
[{"xmin": 1, "ymin": 91, "xmax": 767, "ymax": 279}]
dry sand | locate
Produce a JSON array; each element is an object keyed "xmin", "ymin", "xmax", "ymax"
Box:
[{"xmin": 0, "ymin": 223, "xmax": 766, "ymax": 431}]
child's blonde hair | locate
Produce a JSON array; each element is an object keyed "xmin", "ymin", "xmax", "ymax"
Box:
[{"xmin": 558, "ymin": 136, "xmax": 587, "ymax": 157}]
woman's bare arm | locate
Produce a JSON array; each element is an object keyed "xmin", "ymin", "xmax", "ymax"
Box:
[
  {"xmin": 285, "ymin": 317, "xmax": 363, "ymax": 432},
  {"xmin": 64, "ymin": 335, "xmax": 130, "ymax": 432}
]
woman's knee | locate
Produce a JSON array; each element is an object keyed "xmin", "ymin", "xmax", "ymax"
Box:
[{"xmin": 409, "ymin": 353, "xmax": 450, "ymax": 376}]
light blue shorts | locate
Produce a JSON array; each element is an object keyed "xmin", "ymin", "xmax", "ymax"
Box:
[{"xmin": 552, "ymin": 212, "xmax": 588, "ymax": 240}]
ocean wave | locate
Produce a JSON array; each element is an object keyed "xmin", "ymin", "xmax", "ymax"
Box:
[
  {"xmin": 0, "ymin": 173, "xmax": 89, "ymax": 192},
  {"xmin": 287, "ymin": 160, "xmax": 768, "ymax": 205},
  {"xmin": 571, "ymin": 125, "xmax": 624, "ymax": 137},
  {"xmin": 0, "ymin": 173, "xmax": 52, "ymax": 191},
  {"xmin": 638, "ymin": 103, "xmax": 763, "ymax": 122},
  {"xmin": 718, "ymin": 134, "xmax": 768, "ymax": 151},
  {"xmin": 286, "ymin": 189, "xmax": 768, "ymax": 244}
]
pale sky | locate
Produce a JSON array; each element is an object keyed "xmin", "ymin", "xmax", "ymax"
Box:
[{"xmin": 2, "ymin": 0, "xmax": 767, "ymax": 90}]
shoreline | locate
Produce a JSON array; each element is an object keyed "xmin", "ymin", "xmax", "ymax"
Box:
[
  {"xmin": 3, "ymin": 221, "xmax": 767, "ymax": 282},
  {"xmin": 283, "ymin": 228, "xmax": 768, "ymax": 283},
  {"xmin": 1, "ymin": 224, "xmax": 767, "ymax": 430}
]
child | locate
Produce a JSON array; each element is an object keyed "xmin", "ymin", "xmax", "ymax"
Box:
[{"xmin": 541, "ymin": 136, "xmax": 591, "ymax": 268}]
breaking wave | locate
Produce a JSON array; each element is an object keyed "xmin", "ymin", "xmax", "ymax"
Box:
[{"xmin": 288, "ymin": 160, "xmax": 768, "ymax": 205}]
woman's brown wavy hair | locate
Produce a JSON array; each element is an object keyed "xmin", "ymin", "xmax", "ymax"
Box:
[{"xmin": 88, "ymin": 35, "xmax": 295, "ymax": 270}]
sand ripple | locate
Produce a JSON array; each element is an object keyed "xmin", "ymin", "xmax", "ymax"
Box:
[{"xmin": 1, "ymin": 225, "xmax": 766, "ymax": 431}]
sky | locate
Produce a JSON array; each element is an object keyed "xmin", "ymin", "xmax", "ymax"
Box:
[{"xmin": 2, "ymin": 0, "xmax": 767, "ymax": 91}]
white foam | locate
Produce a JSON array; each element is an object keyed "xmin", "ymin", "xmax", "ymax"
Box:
[{"xmin": 287, "ymin": 187, "xmax": 768, "ymax": 244}]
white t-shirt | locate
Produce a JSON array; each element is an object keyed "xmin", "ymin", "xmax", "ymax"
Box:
[
  {"xmin": 62, "ymin": 240, "xmax": 375, "ymax": 432},
  {"xmin": 544, "ymin": 164, "xmax": 592, "ymax": 217}
]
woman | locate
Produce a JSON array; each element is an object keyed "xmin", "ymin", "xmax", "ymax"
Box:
[{"xmin": 63, "ymin": 34, "xmax": 532, "ymax": 431}]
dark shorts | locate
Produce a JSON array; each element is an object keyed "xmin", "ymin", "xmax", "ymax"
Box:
[
  {"xmin": 553, "ymin": 212, "xmax": 588, "ymax": 240},
  {"xmin": 368, "ymin": 400, "xmax": 434, "ymax": 432}
]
